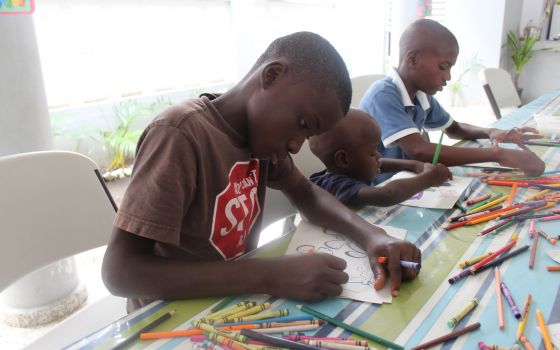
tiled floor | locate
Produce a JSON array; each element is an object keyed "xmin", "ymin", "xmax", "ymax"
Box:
[{"xmin": 0, "ymin": 104, "xmax": 495, "ymax": 349}]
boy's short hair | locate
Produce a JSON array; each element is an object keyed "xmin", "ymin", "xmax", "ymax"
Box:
[
  {"xmin": 399, "ymin": 19, "xmax": 458, "ymax": 63},
  {"xmin": 309, "ymin": 108, "xmax": 378, "ymax": 169},
  {"xmin": 252, "ymin": 31, "xmax": 352, "ymax": 115}
]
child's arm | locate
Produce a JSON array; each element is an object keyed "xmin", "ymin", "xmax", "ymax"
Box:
[
  {"xmin": 395, "ymin": 132, "xmax": 545, "ymax": 176},
  {"xmin": 347, "ymin": 163, "xmax": 451, "ymax": 207},
  {"xmin": 379, "ymin": 158, "xmax": 425, "ymax": 173},
  {"xmin": 102, "ymin": 228, "xmax": 349, "ymax": 302},
  {"xmin": 284, "ymin": 172, "xmax": 421, "ymax": 297}
]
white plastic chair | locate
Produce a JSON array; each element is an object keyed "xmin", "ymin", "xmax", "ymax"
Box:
[
  {"xmin": 0, "ymin": 151, "xmax": 126, "ymax": 349},
  {"xmin": 350, "ymin": 74, "xmax": 386, "ymax": 107},
  {"xmin": 478, "ymin": 67, "xmax": 522, "ymax": 119},
  {"xmin": 260, "ymin": 140, "xmax": 323, "ymax": 245}
]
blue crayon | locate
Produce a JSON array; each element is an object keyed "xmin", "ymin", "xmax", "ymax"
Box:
[
  {"xmin": 400, "ymin": 260, "xmax": 421, "ymax": 269},
  {"xmin": 212, "ymin": 314, "xmax": 314, "ymax": 327}
]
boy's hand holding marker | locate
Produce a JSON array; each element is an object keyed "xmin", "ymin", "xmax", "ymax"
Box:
[{"xmin": 366, "ymin": 235, "xmax": 421, "ymax": 297}]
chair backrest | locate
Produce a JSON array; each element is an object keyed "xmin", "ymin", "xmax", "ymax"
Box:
[
  {"xmin": 350, "ymin": 74, "xmax": 386, "ymax": 107},
  {"xmin": 478, "ymin": 67, "xmax": 521, "ymax": 119},
  {"xmin": 0, "ymin": 151, "xmax": 116, "ymax": 291}
]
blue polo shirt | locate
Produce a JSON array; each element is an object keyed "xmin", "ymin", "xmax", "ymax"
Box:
[{"xmin": 359, "ymin": 68, "xmax": 453, "ymax": 184}]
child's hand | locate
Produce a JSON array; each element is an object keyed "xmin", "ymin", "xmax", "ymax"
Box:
[
  {"xmin": 489, "ymin": 127, "xmax": 543, "ymax": 150},
  {"xmin": 412, "ymin": 160, "xmax": 428, "ymax": 174},
  {"xmin": 265, "ymin": 253, "xmax": 349, "ymax": 301},
  {"xmin": 365, "ymin": 235, "xmax": 421, "ymax": 297},
  {"xmin": 422, "ymin": 163, "xmax": 452, "ymax": 186},
  {"xmin": 498, "ymin": 148, "xmax": 545, "ymax": 176}
]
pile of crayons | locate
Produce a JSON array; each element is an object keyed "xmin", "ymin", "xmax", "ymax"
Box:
[
  {"xmin": 444, "ymin": 171, "xmax": 559, "ymax": 349},
  {"xmin": 138, "ymin": 300, "xmax": 405, "ymax": 350}
]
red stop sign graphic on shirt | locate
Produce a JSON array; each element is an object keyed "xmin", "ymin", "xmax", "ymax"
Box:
[{"xmin": 210, "ymin": 160, "xmax": 261, "ymax": 259}]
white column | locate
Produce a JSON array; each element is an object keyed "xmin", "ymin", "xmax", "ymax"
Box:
[
  {"xmin": 0, "ymin": 15, "xmax": 86, "ymax": 327},
  {"xmin": 389, "ymin": 0, "xmax": 419, "ymax": 68}
]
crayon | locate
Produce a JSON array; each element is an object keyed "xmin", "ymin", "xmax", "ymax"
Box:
[
  {"xmin": 516, "ymin": 293, "xmax": 531, "ymax": 340},
  {"xmin": 459, "ymin": 252, "xmax": 493, "ymax": 269},
  {"xmin": 447, "ymin": 297, "xmax": 479, "ymax": 327},
  {"xmin": 547, "ymin": 266, "xmax": 560, "ymax": 271},
  {"xmin": 500, "ymin": 281, "xmax": 521, "ymax": 319},
  {"xmin": 296, "ymin": 305, "xmax": 403, "ymax": 350}
]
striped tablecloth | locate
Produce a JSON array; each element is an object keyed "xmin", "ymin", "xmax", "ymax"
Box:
[{"xmin": 68, "ymin": 90, "xmax": 560, "ymax": 350}]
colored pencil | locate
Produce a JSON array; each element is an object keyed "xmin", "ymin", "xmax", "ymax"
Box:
[
  {"xmin": 470, "ymin": 241, "xmax": 516, "ymax": 272},
  {"xmin": 210, "ymin": 296, "xmax": 237, "ymax": 313},
  {"xmin": 469, "ymin": 193, "xmax": 504, "ymax": 212},
  {"xmin": 505, "ymin": 183, "xmax": 518, "ymax": 206},
  {"xmin": 524, "ymin": 141, "xmax": 560, "ymax": 147},
  {"xmin": 112, "ymin": 309, "xmax": 176, "ymax": 349},
  {"xmin": 410, "ymin": 322, "xmax": 480, "ymax": 350},
  {"xmin": 240, "ymin": 329, "xmax": 325, "ymax": 350},
  {"xmin": 472, "ymin": 245, "xmax": 529, "ymax": 275},
  {"xmin": 296, "ymin": 304, "xmax": 403, "ymax": 350},
  {"xmin": 432, "ymin": 130, "xmax": 444, "ymax": 165},
  {"xmin": 494, "ymin": 268, "xmax": 505, "ymax": 329},
  {"xmin": 304, "ymin": 339, "xmax": 371, "ymax": 350},
  {"xmin": 467, "ymin": 195, "xmax": 507, "ymax": 214},
  {"xmin": 467, "ymin": 194, "xmax": 491, "ymax": 206},
  {"xmin": 536, "ymin": 310, "xmax": 553, "ymax": 350},
  {"xmin": 529, "ymin": 230, "xmax": 539, "ymax": 269}
]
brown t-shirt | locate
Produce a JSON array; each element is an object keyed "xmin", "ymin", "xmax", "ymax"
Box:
[{"xmin": 114, "ymin": 95, "xmax": 300, "ymax": 312}]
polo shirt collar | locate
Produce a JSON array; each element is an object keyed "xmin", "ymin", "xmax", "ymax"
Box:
[{"xmin": 388, "ymin": 67, "xmax": 431, "ymax": 111}]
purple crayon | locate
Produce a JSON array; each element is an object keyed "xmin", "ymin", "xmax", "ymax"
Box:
[
  {"xmin": 448, "ymin": 269, "xmax": 472, "ymax": 284},
  {"xmin": 500, "ymin": 281, "xmax": 521, "ymax": 319}
]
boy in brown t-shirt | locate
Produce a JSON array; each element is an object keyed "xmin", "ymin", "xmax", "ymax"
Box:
[{"xmin": 102, "ymin": 32, "xmax": 420, "ymax": 312}]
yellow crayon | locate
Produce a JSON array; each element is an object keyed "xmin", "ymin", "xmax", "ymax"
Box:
[
  {"xmin": 229, "ymin": 309, "xmax": 289, "ymax": 323},
  {"xmin": 459, "ymin": 253, "xmax": 493, "ymax": 269},
  {"xmin": 254, "ymin": 324, "xmax": 321, "ymax": 334},
  {"xmin": 193, "ymin": 320, "xmax": 248, "ymax": 343},
  {"xmin": 306, "ymin": 340, "xmax": 372, "ymax": 350},
  {"xmin": 202, "ymin": 302, "xmax": 257, "ymax": 322},
  {"xmin": 224, "ymin": 302, "xmax": 271, "ymax": 321},
  {"xmin": 467, "ymin": 208, "xmax": 518, "ymax": 225},
  {"xmin": 447, "ymin": 297, "xmax": 479, "ymax": 328},
  {"xmin": 526, "ymin": 189, "xmax": 550, "ymax": 201}
]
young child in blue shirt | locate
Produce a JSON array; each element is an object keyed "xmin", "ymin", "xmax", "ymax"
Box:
[
  {"xmin": 360, "ymin": 19, "xmax": 545, "ymax": 184},
  {"xmin": 309, "ymin": 108, "xmax": 452, "ymax": 207}
]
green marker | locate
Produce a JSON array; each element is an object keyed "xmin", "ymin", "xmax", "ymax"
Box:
[{"xmin": 432, "ymin": 130, "xmax": 445, "ymax": 165}]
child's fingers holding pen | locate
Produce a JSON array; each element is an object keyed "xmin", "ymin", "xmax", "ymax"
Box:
[{"xmin": 370, "ymin": 258, "xmax": 386, "ymax": 291}]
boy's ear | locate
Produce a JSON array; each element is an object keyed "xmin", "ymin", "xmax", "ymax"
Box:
[
  {"xmin": 406, "ymin": 50, "xmax": 419, "ymax": 67},
  {"xmin": 333, "ymin": 149, "xmax": 350, "ymax": 168},
  {"xmin": 261, "ymin": 61, "xmax": 287, "ymax": 89}
]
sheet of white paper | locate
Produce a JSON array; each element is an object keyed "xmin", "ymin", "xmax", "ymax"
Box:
[
  {"xmin": 380, "ymin": 171, "xmax": 472, "ymax": 209},
  {"xmin": 285, "ymin": 219, "xmax": 407, "ymax": 304},
  {"xmin": 547, "ymin": 249, "xmax": 560, "ymax": 264},
  {"xmin": 545, "ymin": 323, "xmax": 560, "ymax": 348}
]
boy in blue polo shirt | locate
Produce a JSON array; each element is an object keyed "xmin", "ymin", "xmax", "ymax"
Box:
[{"xmin": 360, "ymin": 19, "xmax": 544, "ymax": 184}]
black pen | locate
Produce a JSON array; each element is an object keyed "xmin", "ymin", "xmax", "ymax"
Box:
[{"xmin": 112, "ymin": 309, "xmax": 176, "ymax": 350}]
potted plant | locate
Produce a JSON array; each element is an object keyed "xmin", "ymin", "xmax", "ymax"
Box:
[{"xmin": 506, "ymin": 30, "xmax": 540, "ymax": 93}]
